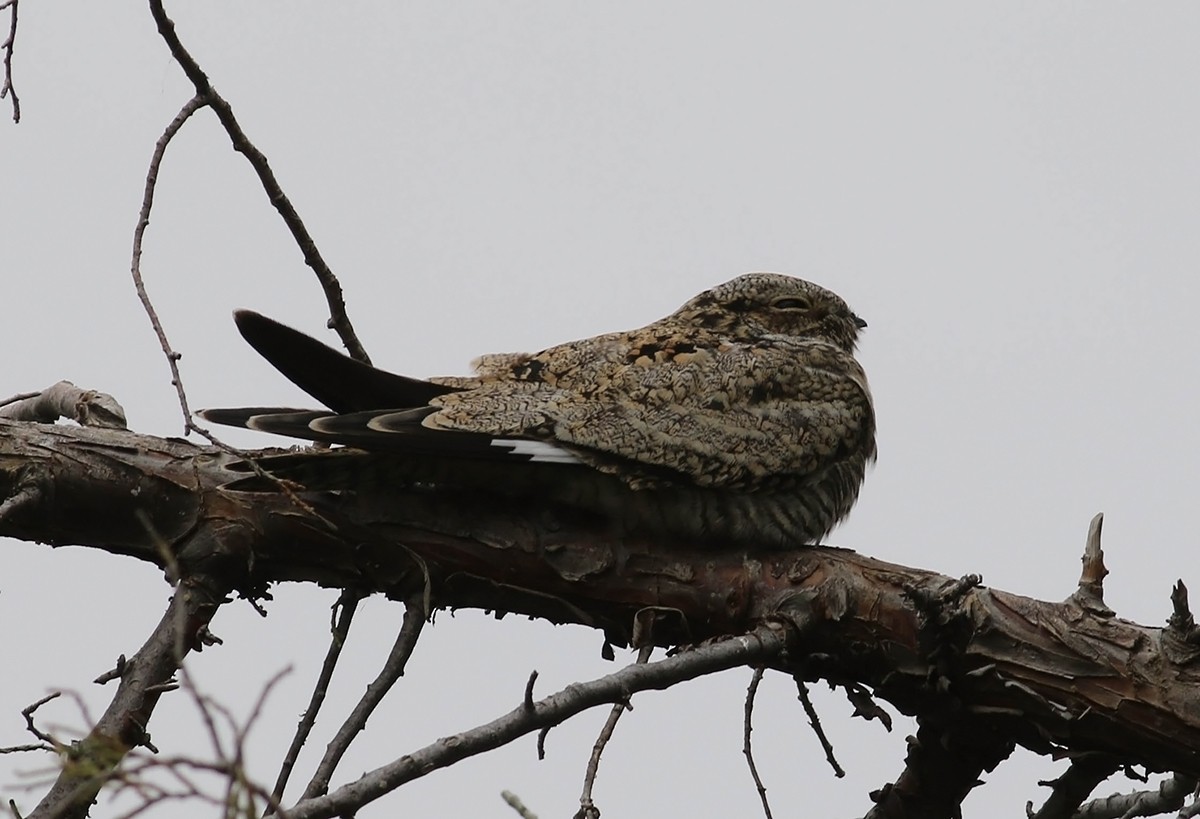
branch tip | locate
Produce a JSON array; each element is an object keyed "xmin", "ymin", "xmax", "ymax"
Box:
[
  {"xmin": 523, "ymin": 670, "xmax": 539, "ymax": 713},
  {"xmin": 794, "ymin": 676, "xmax": 845, "ymax": 778}
]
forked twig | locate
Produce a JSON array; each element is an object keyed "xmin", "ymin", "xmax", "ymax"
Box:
[
  {"xmin": 296, "ymin": 594, "xmax": 427, "ymax": 803},
  {"xmin": 145, "ymin": 0, "xmax": 370, "ymax": 364},
  {"xmin": 270, "ymin": 590, "xmax": 363, "ymax": 805},
  {"xmin": 575, "ymin": 645, "xmax": 653, "ymax": 819}
]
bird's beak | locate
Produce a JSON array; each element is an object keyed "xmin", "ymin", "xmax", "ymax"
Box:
[{"xmin": 853, "ymin": 314, "xmax": 868, "ymax": 330}]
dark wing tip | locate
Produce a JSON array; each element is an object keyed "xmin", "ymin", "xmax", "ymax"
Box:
[{"xmin": 227, "ymin": 309, "xmax": 459, "ymax": 413}]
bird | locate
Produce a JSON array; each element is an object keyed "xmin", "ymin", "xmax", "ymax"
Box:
[{"xmin": 199, "ymin": 272, "xmax": 876, "ymax": 548}]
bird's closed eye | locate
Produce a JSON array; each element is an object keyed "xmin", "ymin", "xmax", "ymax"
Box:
[{"xmin": 772, "ymin": 297, "xmax": 811, "ymax": 310}]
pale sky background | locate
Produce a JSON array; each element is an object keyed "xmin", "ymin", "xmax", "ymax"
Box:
[{"xmin": 3, "ymin": 3, "xmax": 1199, "ymax": 818}]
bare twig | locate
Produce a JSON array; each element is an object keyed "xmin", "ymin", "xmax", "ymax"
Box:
[
  {"xmin": 94, "ymin": 655, "xmax": 128, "ymax": 685},
  {"xmin": 59, "ymin": 663, "xmax": 295, "ymax": 819},
  {"xmin": 501, "ymin": 790, "xmax": 539, "ymax": 819},
  {"xmin": 1, "ymin": 743, "xmax": 54, "ymax": 755},
  {"xmin": 297, "ymin": 594, "xmax": 427, "ymax": 802},
  {"xmin": 270, "ymin": 590, "xmax": 362, "ymax": 806},
  {"xmin": 0, "ymin": 0, "xmax": 18, "ymax": 123},
  {"xmin": 575, "ymin": 645, "xmax": 652, "ymax": 819},
  {"xmin": 523, "ymin": 671, "xmax": 539, "ymax": 713},
  {"xmin": 742, "ymin": 667, "xmax": 774, "ymax": 819},
  {"xmin": 21, "ymin": 693, "xmax": 62, "ymax": 748},
  {"xmin": 794, "ymin": 677, "xmax": 844, "ymax": 778},
  {"xmin": 129, "ymin": 92, "xmax": 209, "ymax": 434},
  {"xmin": 1027, "ymin": 753, "xmax": 1120, "ymax": 819},
  {"xmin": 145, "ymin": 0, "xmax": 370, "ymax": 363},
  {"xmin": 285, "ymin": 624, "xmax": 788, "ymax": 819}
]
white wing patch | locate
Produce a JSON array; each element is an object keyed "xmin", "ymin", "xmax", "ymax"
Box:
[{"xmin": 491, "ymin": 439, "xmax": 583, "ymax": 464}]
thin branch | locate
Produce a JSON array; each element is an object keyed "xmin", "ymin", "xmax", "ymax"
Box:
[
  {"xmin": 501, "ymin": 790, "xmax": 539, "ymax": 819},
  {"xmin": 297, "ymin": 594, "xmax": 427, "ymax": 802},
  {"xmin": 0, "ymin": 0, "xmax": 18, "ymax": 123},
  {"xmin": 743, "ymin": 667, "xmax": 774, "ymax": 819},
  {"xmin": 129, "ymin": 92, "xmax": 209, "ymax": 435},
  {"xmin": 575, "ymin": 645, "xmax": 652, "ymax": 819},
  {"xmin": 145, "ymin": 0, "xmax": 370, "ymax": 363},
  {"xmin": 0, "ymin": 743, "xmax": 55, "ymax": 755},
  {"xmin": 794, "ymin": 676, "xmax": 844, "ymax": 778},
  {"xmin": 285, "ymin": 624, "xmax": 789, "ymax": 819},
  {"xmin": 270, "ymin": 590, "xmax": 362, "ymax": 806},
  {"xmin": 523, "ymin": 671, "xmax": 539, "ymax": 713},
  {"xmin": 20, "ymin": 693, "xmax": 62, "ymax": 748}
]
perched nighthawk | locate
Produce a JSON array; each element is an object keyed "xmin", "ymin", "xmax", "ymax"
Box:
[{"xmin": 200, "ymin": 273, "xmax": 876, "ymax": 547}]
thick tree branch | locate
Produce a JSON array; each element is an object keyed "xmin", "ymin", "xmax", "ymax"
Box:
[
  {"xmin": 1028, "ymin": 754, "xmax": 1121, "ymax": 819},
  {"xmin": 4, "ymin": 418, "xmax": 1200, "ymax": 815},
  {"xmin": 865, "ymin": 716, "xmax": 1015, "ymax": 818}
]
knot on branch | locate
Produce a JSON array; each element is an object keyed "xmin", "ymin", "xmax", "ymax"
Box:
[{"xmin": 1163, "ymin": 580, "xmax": 1200, "ymax": 665}]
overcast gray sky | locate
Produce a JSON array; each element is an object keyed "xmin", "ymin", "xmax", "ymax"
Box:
[{"xmin": 3, "ymin": 3, "xmax": 1199, "ymax": 817}]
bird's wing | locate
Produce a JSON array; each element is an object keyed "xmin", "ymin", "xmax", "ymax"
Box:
[
  {"xmin": 424, "ymin": 337, "xmax": 875, "ymax": 489},
  {"xmin": 200, "ymin": 312, "xmax": 583, "ymax": 465}
]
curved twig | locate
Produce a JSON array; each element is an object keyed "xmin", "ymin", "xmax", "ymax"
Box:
[
  {"xmin": 130, "ymin": 92, "xmax": 209, "ymax": 434},
  {"xmin": 743, "ymin": 667, "xmax": 774, "ymax": 819},
  {"xmin": 145, "ymin": 0, "xmax": 370, "ymax": 364}
]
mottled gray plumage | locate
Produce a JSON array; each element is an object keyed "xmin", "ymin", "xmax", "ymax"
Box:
[{"xmin": 201, "ymin": 272, "xmax": 876, "ymax": 547}]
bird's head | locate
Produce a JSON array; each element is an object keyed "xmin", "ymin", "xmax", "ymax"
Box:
[{"xmin": 674, "ymin": 272, "xmax": 867, "ymax": 351}]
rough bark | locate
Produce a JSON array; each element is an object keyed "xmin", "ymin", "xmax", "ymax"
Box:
[{"xmin": 3, "ymin": 417, "xmax": 1200, "ymax": 814}]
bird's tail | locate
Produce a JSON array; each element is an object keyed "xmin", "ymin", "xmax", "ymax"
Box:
[{"xmin": 230, "ymin": 310, "xmax": 457, "ymax": 413}]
